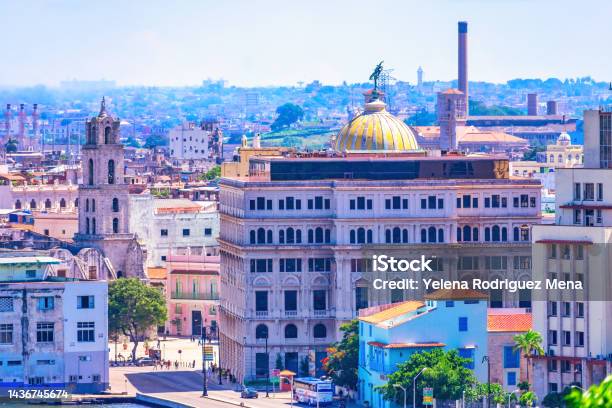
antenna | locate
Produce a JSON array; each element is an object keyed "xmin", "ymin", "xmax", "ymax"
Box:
[{"xmin": 379, "ymin": 68, "xmax": 397, "ymax": 109}]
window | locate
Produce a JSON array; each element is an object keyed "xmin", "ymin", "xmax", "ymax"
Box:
[
  {"xmin": 0, "ymin": 297, "xmax": 14, "ymax": 312},
  {"xmin": 458, "ymin": 317, "xmax": 468, "ymax": 332},
  {"xmin": 204, "ymin": 228, "xmax": 212, "ymax": 236},
  {"xmin": 112, "ymin": 217, "xmax": 119, "ymax": 233},
  {"xmin": 584, "ymin": 183, "xmax": 595, "ymax": 200},
  {"xmin": 77, "ymin": 322, "xmax": 95, "ymax": 342},
  {"xmin": 446, "ymin": 301, "xmax": 455, "ymax": 308},
  {"xmin": 26, "ymin": 269, "xmax": 36, "ymax": 278},
  {"xmin": 563, "ymin": 331, "xmax": 571, "ymax": 346},
  {"xmin": 520, "ymin": 194, "xmax": 529, "ymax": 208},
  {"xmin": 549, "ymin": 330, "xmax": 558, "ymax": 345},
  {"xmin": 597, "ymin": 183, "xmax": 603, "ymax": 201},
  {"xmin": 37, "ymin": 297, "xmax": 54, "ymax": 310},
  {"xmin": 504, "ymin": 346, "xmax": 520, "ymax": 368},
  {"xmin": 112, "ymin": 198, "xmax": 119, "ymax": 212},
  {"xmin": 160, "ymin": 229, "xmax": 168, "ymax": 237},
  {"xmin": 255, "ymin": 324, "xmax": 268, "ymax": 339},
  {"xmin": 250, "ymin": 259, "xmax": 273, "ymax": 273},
  {"xmin": 548, "ymin": 359, "xmax": 558, "ymax": 372},
  {"xmin": 548, "ymin": 301, "xmax": 558, "ymax": 316},
  {"xmin": 0, "ymin": 324, "xmax": 13, "ymax": 344},
  {"xmin": 255, "ymin": 291, "xmax": 268, "ymax": 312},
  {"xmin": 279, "ymin": 258, "xmax": 302, "ymax": 273},
  {"xmin": 549, "ymin": 244, "xmax": 557, "ymax": 259},
  {"xmin": 356, "ymin": 287, "xmax": 368, "ymax": 310},
  {"xmin": 574, "ymin": 183, "xmax": 581, "ymax": 200},
  {"xmin": 577, "ymin": 302, "xmax": 584, "ymax": 318},
  {"xmin": 313, "ymin": 290, "xmax": 326, "ymax": 310},
  {"xmin": 77, "ymin": 296, "xmax": 95, "ymax": 309},
  {"xmin": 36, "ymin": 322, "xmax": 54, "ymax": 343},
  {"xmin": 88, "ymin": 159, "xmax": 94, "ymax": 185},
  {"xmin": 108, "ymin": 160, "xmax": 115, "ymax": 184},
  {"xmin": 458, "ymin": 348, "xmax": 474, "ymax": 369},
  {"xmin": 507, "ymin": 372, "xmax": 517, "ymax": 386},
  {"xmin": 576, "ymin": 331, "xmax": 584, "ymax": 347},
  {"xmin": 308, "ymin": 258, "xmax": 332, "ymax": 272},
  {"xmin": 561, "ymin": 360, "xmax": 572, "ymax": 373},
  {"xmin": 314, "ymin": 324, "xmax": 327, "ymax": 338},
  {"xmin": 562, "ymin": 302, "xmax": 571, "ymax": 317},
  {"xmin": 284, "ymin": 324, "xmax": 298, "ymax": 339},
  {"xmin": 284, "ymin": 291, "xmax": 297, "ymax": 312},
  {"xmin": 182, "ymin": 228, "xmax": 190, "ymax": 236}
]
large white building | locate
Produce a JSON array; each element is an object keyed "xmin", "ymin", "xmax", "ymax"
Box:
[
  {"xmin": 531, "ymin": 108, "xmax": 612, "ymax": 399},
  {"xmin": 0, "ymin": 252, "xmax": 108, "ymax": 394},
  {"xmin": 169, "ymin": 122, "xmax": 210, "ymax": 161},
  {"xmin": 219, "ymin": 96, "xmax": 542, "ymax": 383}
]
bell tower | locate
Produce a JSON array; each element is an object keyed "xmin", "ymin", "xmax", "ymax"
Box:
[{"xmin": 74, "ymin": 97, "xmax": 144, "ymax": 278}]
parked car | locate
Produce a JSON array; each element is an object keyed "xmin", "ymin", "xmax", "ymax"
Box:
[
  {"xmin": 136, "ymin": 357, "xmax": 156, "ymax": 366},
  {"xmin": 241, "ymin": 387, "xmax": 259, "ymax": 399}
]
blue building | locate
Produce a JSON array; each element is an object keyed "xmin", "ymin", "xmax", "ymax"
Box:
[{"xmin": 357, "ymin": 289, "xmax": 488, "ymax": 408}]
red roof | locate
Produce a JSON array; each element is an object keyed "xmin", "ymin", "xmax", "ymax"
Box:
[
  {"xmin": 487, "ymin": 313, "xmax": 532, "ymax": 332},
  {"xmin": 367, "ymin": 341, "xmax": 445, "ymax": 349}
]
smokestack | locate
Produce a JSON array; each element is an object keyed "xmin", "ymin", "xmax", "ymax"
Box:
[
  {"xmin": 546, "ymin": 100, "xmax": 558, "ymax": 116},
  {"xmin": 32, "ymin": 103, "xmax": 39, "ymax": 135},
  {"xmin": 417, "ymin": 66, "xmax": 423, "ymax": 91},
  {"xmin": 458, "ymin": 21, "xmax": 468, "ymax": 115},
  {"xmin": 18, "ymin": 103, "xmax": 26, "ymax": 147},
  {"xmin": 4, "ymin": 104, "xmax": 11, "ymax": 138},
  {"xmin": 527, "ymin": 93, "xmax": 538, "ymax": 116}
]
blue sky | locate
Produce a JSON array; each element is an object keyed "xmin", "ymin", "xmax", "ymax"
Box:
[{"xmin": 1, "ymin": 0, "xmax": 610, "ymax": 87}]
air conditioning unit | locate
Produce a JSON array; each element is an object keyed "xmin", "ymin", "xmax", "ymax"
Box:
[{"xmin": 548, "ymin": 349, "xmax": 555, "ymax": 356}]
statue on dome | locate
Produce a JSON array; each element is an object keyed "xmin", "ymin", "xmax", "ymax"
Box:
[{"xmin": 369, "ymin": 61, "xmax": 384, "ymax": 91}]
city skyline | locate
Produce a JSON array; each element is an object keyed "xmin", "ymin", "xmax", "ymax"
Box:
[{"xmin": 1, "ymin": 0, "xmax": 611, "ymax": 87}]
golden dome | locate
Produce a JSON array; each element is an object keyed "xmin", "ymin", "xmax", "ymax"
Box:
[{"xmin": 334, "ymin": 99, "xmax": 419, "ymax": 151}]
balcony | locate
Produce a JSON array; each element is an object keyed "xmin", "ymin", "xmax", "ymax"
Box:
[
  {"xmin": 313, "ymin": 310, "xmax": 329, "ymax": 317},
  {"xmin": 285, "ymin": 310, "xmax": 298, "ymax": 317},
  {"xmin": 255, "ymin": 311, "xmax": 269, "ymax": 318},
  {"xmin": 170, "ymin": 291, "xmax": 219, "ymax": 301}
]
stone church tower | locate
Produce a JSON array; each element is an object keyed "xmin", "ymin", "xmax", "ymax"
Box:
[{"xmin": 74, "ymin": 97, "xmax": 145, "ymax": 278}]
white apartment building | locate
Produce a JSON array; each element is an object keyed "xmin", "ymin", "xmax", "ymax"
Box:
[
  {"xmin": 0, "ymin": 255, "xmax": 108, "ymax": 394},
  {"xmin": 129, "ymin": 196, "xmax": 219, "ymax": 268},
  {"xmin": 169, "ymin": 122, "xmax": 210, "ymax": 161},
  {"xmin": 219, "ymin": 154, "xmax": 541, "ymax": 382},
  {"xmin": 531, "ymin": 108, "xmax": 612, "ymax": 399}
]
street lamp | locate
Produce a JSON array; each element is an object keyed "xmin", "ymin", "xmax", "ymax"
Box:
[
  {"xmin": 201, "ymin": 326, "xmax": 208, "ymax": 397},
  {"xmin": 462, "ymin": 390, "xmax": 465, "ymax": 408},
  {"xmin": 393, "ymin": 384, "xmax": 407, "ymax": 408},
  {"xmin": 413, "ymin": 367, "xmax": 427, "ymax": 408},
  {"xmin": 265, "ymin": 334, "xmax": 270, "ymax": 398},
  {"xmin": 570, "ymin": 385, "xmax": 586, "ymax": 392},
  {"xmin": 482, "ymin": 355, "xmax": 491, "ymax": 408},
  {"xmin": 507, "ymin": 389, "xmax": 520, "ymax": 408},
  {"xmin": 218, "ymin": 326, "xmax": 222, "ymax": 385}
]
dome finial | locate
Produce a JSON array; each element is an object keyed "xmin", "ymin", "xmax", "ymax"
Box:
[{"xmin": 99, "ymin": 96, "xmax": 107, "ymax": 117}]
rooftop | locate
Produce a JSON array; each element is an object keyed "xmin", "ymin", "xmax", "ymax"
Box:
[
  {"xmin": 425, "ymin": 289, "xmax": 489, "ymax": 301},
  {"xmin": 358, "ymin": 301, "xmax": 425, "ymax": 324},
  {"xmin": 487, "ymin": 313, "xmax": 532, "ymax": 332}
]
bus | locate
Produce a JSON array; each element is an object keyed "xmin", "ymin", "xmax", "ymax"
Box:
[{"xmin": 293, "ymin": 377, "xmax": 334, "ymax": 406}]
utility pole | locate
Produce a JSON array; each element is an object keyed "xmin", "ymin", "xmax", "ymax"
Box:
[
  {"xmin": 201, "ymin": 326, "xmax": 208, "ymax": 397},
  {"xmin": 265, "ymin": 335, "xmax": 270, "ymax": 397}
]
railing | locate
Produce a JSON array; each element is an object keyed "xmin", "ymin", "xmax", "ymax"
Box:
[
  {"xmin": 170, "ymin": 291, "xmax": 219, "ymax": 300},
  {"xmin": 313, "ymin": 310, "xmax": 328, "ymax": 317},
  {"xmin": 255, "ymin": 311, "xmax": 269, "ymax": 318},
  {"xmin": 285, "ymin": 310, "xmax": 298, "ymax": 317}
]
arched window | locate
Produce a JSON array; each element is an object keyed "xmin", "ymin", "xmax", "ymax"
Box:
[
  {"xmin": 428, "ymin": 226, "xmax": 436, "ymax": 243},
  {"xmin": 250, "ymin": 230, "xmax": 256, "ymax": 244},
  {"xmin": 88, "ymin": 158, "xmax": 94, "ymax": 185},
  {"xmin": 357, "ymin": 228, "xmax": 366, "ymax": 244},
  {"xmin": 284, "ymin": 324, "xmax": 298, "ymax": 339},
  {"xmin": 92, "ymin": 199, "xmax": 96, "ymax": 212},
  {"xmin": 45, "ymin": 199, "xmax": 52, "ymax": 209},
  {"xmin": 104, "ymin": 126, "xmax": 112, "ymax": 144},
  {"xmin": 14, "ymin": 200, "xmax": 21, "ymax": 209},
  {"xmin": 85, "ymin": 198, "xmax": 89, "ymax": 212},
  {"xmin": 366, "ymin": 229, "xmax": 373, "ymax": 243},
  {"xmin": 558, "ymin": 154, "xmax": 563, "ymax": 163},
  {"xmin": 313, "ymin": 324, "xmax": 327, "ymax": 338},
  {"xmin": 485, "ymin": 227, "xmax": 491, "ymax": 242},
  {"xmin": 520, "ymin": 225, "xmax": 530, "ymax": 241},
  {"xmin": 257, "ymin": 228, "xmax": 266, "ymax": 244},
  {"xmin": 86, "ymin": 217, "xmax": 90, "ymax": 234},
  {"xmin": 420, "ymin": 228, "xmax": 427, "ymax": 243},
  {"xmin": 463, "ymin": 226, "xmax": 471, "ymax": 242},
  {"xmin": 308, "ymin": 229, "xmax": 313, "ymax": 243},
  {"xmin": 255, "ymin": 324, "xmax": 268, "ymax": 339},
  {"xmin": 74, "ymin": 198, "xmax": 78, "ymax": 208},
  {"xmin": 350, "ymin": 230, "xmax": 356, "ymax": 244},
  {"xmin": 60, "ymin": 198, "xmax": 66, "ymax": 208},
  {"xmin": 266, "ymin": 230, "xmax": 273, "ymax": 244},
  {"xmin": 108, "ymin": 160, "xmax": 115, "ymax": 184},
  {"xmin": 501, "ymin": 227, "xmax": 508, "ymax": 242},
  {"xmin": 492, "ymin": 225, "xmax": 500, "ymax": 242},
  {"xmin": 30, "ymin": 199, "xmax": 36, "ymax": 209},
  {"xmin": 393, "ymin": 227, "xmax": 401, "ymax": 243},
  {"xmin": 438, "ymin": 228, "xmax": 444, "ymax": 243},
  {"xmin": 402, "ymin": 229, "xmax": 408, "ymax": 243},
  {"xmin": 279, "ymin": 229, "xmax": 285, "ymax": 244},
  {"xmin": 549, "ymin": 155, "xmax": 554, "ymax": 163},
  {"xmin": 112, "ymin": 218, "xmax": 119, "ymax": 234},
  {"xmin": 112, "ymin": 198, "xmax": 119, "ymax": 212},
  {"xmin": 473, "ymin": 227, "xmax": 479, "ymax": 241},
  {"xmin": 457, "ymin": 227, "xmax": 462, "ymax": 242},
  {"xmin": 286, "ymin": 227, "xmax": 295, "ymax": 244},
  {"xmin": 92, "ymin": 218, "xmax": 96, "ymax": 234},
  {"xmin": 296, "ymin": 229, "xmax": 302, "ymax": 244},
  {"xmin": 315, "ymin": 227, "xmax": 323, "ymax": 243},
  {"xmin": 385, "ymin": 229, "xmax": 391, "ymax": 243}
]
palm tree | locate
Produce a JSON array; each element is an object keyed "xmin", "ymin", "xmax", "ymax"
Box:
[{"xmin": 513, "ymin": 329, "xmax": 545, "ymax": 386}]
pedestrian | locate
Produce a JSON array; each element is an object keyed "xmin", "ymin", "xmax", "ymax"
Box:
[
  {"xmin": 157, "ymin": 339, "xmax": 161, "ymax": 348},
  {"xmin": 192, "ymin": 359, "xmax": 196, "ymax": 369},
  {"xmin": 174, "ymin": 360, "xmax": 178, "ymax": 370}
]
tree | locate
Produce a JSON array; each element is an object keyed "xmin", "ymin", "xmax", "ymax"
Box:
[
  {"xmin": 513, "ymin": 330, "xmax": 544, "ymax": 386},
  {"xmin": 465, "ymin": 382, "xmax": 507, "ymax": 404},
  {"xmin": 275, "ymin": 353, "xmax": 284, "ymax": 370},
  {"xmin": 322, "ymin": 320, "xmax": 359, "ymax": 390},
  {"xmin": 404, "ymin": 109, "xmax": 437, "ymax": 126},
  {"xmin": 108, "ymin": 278, "xmax": 167, "ymax": 362},
  {"xmin": 378, "ymin": 349, "xmax": 477, "ymax": 405},
  {"xmin": 469, "ymin": 99, "xmax": 524, "ymax": 116},
  {"xmin": 199, "ymin": 165, "xmax": 221, "ymax": 181},
  {"xmin": 520, "ymin": 391, "xmax": 538, "ymax": 407},
  {"xmin": 144, "ymin": 134, "xmax": 168, "ymax": 149},
  {"xmin": 271, "ymin": 103, "xmax": 304, "ymax": 132},
  {"xmin": 565, "ymin": 375, "xmax": 612, "ymax": 408}
]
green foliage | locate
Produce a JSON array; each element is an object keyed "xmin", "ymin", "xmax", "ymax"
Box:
[
  {"xmin": 469, "ymin": 99, "xmax": 524, "ymax": 116},
  {"xmin": 322, "ymin": 320, "xmax": 359, "ymax": 390},
  {"xmin": 513, "ymin": 330, "xmax": 544, "ymax": 385},
  {"xmin": 144, "ymin": 134, "xmax": 168, "ymax": 148},
  {"xmin": 520, "ymin": 391, "xmax": 537, "ymax": 407},
  {"xmin": 377, "ymin": 349, "xmax": 477, "ymax": 405},
  {"xmin": 465, "ymin": 382, "xmax": 507, "ymax": 404},
  {"xmin": 517, "ymin": 381, "xmax": 530, "ymax": 392},
  {"xmin": 271, "ymin": 103, "xmax": 304, "ymax": 132},
  {"xmin": 522, "ymin": 145, "xmax": 546, "ymax": 161},
  {"xmin": 405, "ymin": 109, "xmax": 437, "ymax": 126},
  {"xmin": 199, "ymin": 165, "xmax": 221, "ymax": 181},
  {"xmin": 542, "ymin": 390, "xmax": 568, "ymax": 407},
  {"xmin": 108, "ymin": 278, "xmax": 167, "ymax": 361},
  {"xmin": 280, "ymin": 136, "xmax": 303, "ymax": 148},
  {"xmin": 125, "ymin": 136, "xmax": 141, "ymax": 148},
  {"xmin": 565, "ymin": 375, "xmax": 612, "ymax": 408},
  {"xmin": 275, "ymin": 353, "xmax": 284, "ymax": 370}
]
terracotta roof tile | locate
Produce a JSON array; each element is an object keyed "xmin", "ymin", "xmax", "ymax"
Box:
[
  {"xmin": 358, "ymin": 301, "xmax": 425, "ymax": 324},
  {"xmin": 147, "ymin": 267, "xmax": 167, "ymax": 280},
  {"xmin": 487, "ymin": 313, "xmax": 532, "ymax": 332},
  {"xmin": 425, "ymin": 289, "xmax": 488, "ymax": 301},
  {"xmin": 367, "ymin": 341, "xmax": 446, "ymax": 349}
]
